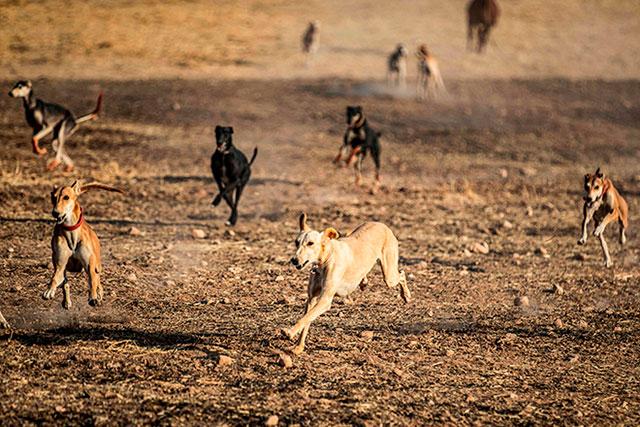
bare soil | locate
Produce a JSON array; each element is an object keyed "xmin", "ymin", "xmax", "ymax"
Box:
[{"xmin": 1, "ymin": 1, "xmax": 640, "ymax": 425}]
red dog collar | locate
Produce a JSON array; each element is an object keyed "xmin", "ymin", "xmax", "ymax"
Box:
[{"xmin": 61, "ymin": 209, "xmax": 84, "ymax": 231}]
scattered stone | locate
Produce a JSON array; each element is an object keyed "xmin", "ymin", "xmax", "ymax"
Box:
[
  {"xmin": 499, "ymin": 168, "xmax": 508, "ymax": 178},
  {"xmin": 535, "ymin": 247, "xmax": 549, "ymax": 258},
  {"xmin": 274, "ymin": 275, "xmax": 285, "ymax": 282},
  {"xmin": 277, "ymin": 295, "xmax": 296, "ymax": 305},
  {"xmin": 172, "ymin": 102, "xmax": 181, "ymax": 111},
  {"xmin": 541, "ymin": 202, "xmax": 555, "ymax": 211},
  {"xmin": 514, "ymin": 296, "xmax": 529, "ymax": 307},
  {"xmin": 526, "ymin": 206, "xmax": 534, "ymax": 217},
  {"xmin": 128, "ymin": 226, "xmax": 142, "ymax": 236},
  {"xmin": 427, "ymin": 308, "xmax": 434, "ymax": 317},
  {"xmin": 10, "ymin": 285, "xmax": 22, "ymax": 293},
  {"xmin": 224, "ymin": 229, "xmax": 236, "ymax": 237},
  {"xmin": 578, "ymin": 320, "xmax": 589, "ymax": 329},
  {"xmin": 554, "ymin": 318, "xmax": 564, "ymax": 329},
  {"xmin": 445, "ymin": 349, "xmax": 455, "ymax": 357},
  {"xmin": 278, "ymin": 353, "xmax": 293, "ymax": 369},
  {"xmin": 221, "ymin": 297, "xmax": 231, "ymax": 304},
  {"xmin": 265, "ymin": 415, "xmax": 279, "ymax": 426},
  {"xmin": 191, "ymin": 229, "xmax": 206, "ymax": 239},
  {"xmin": 502, "ymin": 220, "xmax": 514, "ymax": 229},
  {"xmin": 573, "ymin": 253, "xmax": 586, "ymax": 261},
  {"xmin": 520, "ymin": 167, "xmax": 537, "ymax": 177},
  {"xmin": 471, "ymin": 241, "xmax": 490, "ymax": 255},
  {"xmin": 497, "ymin": 333, "xmax": 518, "ymax": 348},
  {"xmin": 569, "ymin": 354, "xmax": 580, "ymax": 364},
  {"xmin": 552, "ymin": 283, "xmax": 565, "ymax": 295},
  {"xmin": 614, "ymin": 326, "xmax": 622, "ymax": 333},
  {"xmin": 407, "ymin": 273, "xmax": 416, "ymax": 280},
  {"xmin": 360, "ymin": 330, "xmax": 374, "ymax": 342},
  {"xmin": 127, "ymin": 273, "xmax": 137, "ymax": 283},
  {"xmin": 217, "ymin": 355, "xmax": 234, "ymax": 366}
]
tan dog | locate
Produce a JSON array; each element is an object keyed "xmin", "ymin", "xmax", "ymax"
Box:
[
  {"xmin": 44, "ymin": 180, "xmax": 124, "ymax": 308},
  {"xmin": 416, "ymin": 44, "xmax": 446, "ymax": 100},
  {"xmin": 282, "ymin": 213, "xmax": 411, "ymax": 354},
  {"xmin": 578, "ymin": 168, "xmax": 628, "ymax": 267}
]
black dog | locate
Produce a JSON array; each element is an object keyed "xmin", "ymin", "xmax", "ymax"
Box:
[
  {"xmin": 333, "ymin": 106, "xmax": 381, "ymax": 186},
  {"xmin": 210, "ymin": 126, "xmax": 258, "ymax": 226}
]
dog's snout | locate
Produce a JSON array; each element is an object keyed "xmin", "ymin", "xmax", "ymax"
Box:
[
  {"xmin": 52, "ymin": 210, "xmax": 59, "ymax": 218},
  {"xmin": 290, "ymin": 257, "xmax": 299, "ymax": 266}
]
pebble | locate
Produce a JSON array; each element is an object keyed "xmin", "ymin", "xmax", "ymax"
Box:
[
  {"xmin": 514, "ymin": 296, "xmax": 529, "ymax": 307},
  {"xmin": 217, "ymin": 355, "xmax": 234, "ymax": 366},
  {"xmin": 265, "ymin": 415, "xmax": 279, "ymax": 426},
  {"xmin": 502, "ymin": 220, "xmax": 514, "ymax": 229},
  {"xmin": 552, "ymin": 283, "xmax": 565, "ymax": 295},
  {"xmin": 127, "ymin": 273, "xmax": 137, "ymax": 282},
  {"xmin": 360, "ymin": 330, "xmax": 374, "ymax": 342},
  {"xmin": 573, "ymin": 253, "xmax": 586, "ymax": 261},
  {"xmin": 274, "ymin": 275, "xmax": 284, "ymax": 282},
  {"xmin": 578, "ymin": 320, "xmax": 589, "ymax": 329},
  {"xmin": 191, "ymin": 229, "xmax": 206, "ymax": 239},
  {"xmin": 445, "ymin": 349, "xmax": 455, "ymax": 357},
  {"xmin": 128, "ymin": 226, "xmax": 142, "ymax": 236},
  {"xmin": 278, "ymin": 353, "xmax": 293, "ymax": 369},
  {"xmin": 554, "ymin": 318, "xmax": 564, "ymax": 329},
  {"xmin": 224, "ymin": 229, "xmax": 236, "ymax": 237},
  {"xmin": 471, "ymin": 241, "xmax": 490, "ymax": 255},
  {"xmin": 535, "ymin": 247, "xmax": 549, "ymax": 258}
]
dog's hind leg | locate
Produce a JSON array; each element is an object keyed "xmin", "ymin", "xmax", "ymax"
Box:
[
  {"xmin": 32, "ymin": 125, "xmax": 54, "ymax": 156},
  {"xmin": 380, "ymin": 237, "xmax": 411, "ymax": 303},
  {"xmin": 0, "ymin": 310, "xmax": 9, "ymax": 329},
  {"xmin": 619, "ymin": 219, "xmax": 627, "ymax": 245},
  {"xmin": 61, "ymin": 277, "xmax": 72, "ymax": 309},
  {"xmin": 293, "ymin": 295, "xmax": 318, "ymax": 355},
  {"xmin": 598, "ymin": 233, "xmax": 613, "ymax": 268}
]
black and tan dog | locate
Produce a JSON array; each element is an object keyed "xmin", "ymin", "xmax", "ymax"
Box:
[
  {"xmin": 211, "ymin": 126, "xmax": 258, "ymax": 226},
  {"xmin": 8, "ymin": 80, "xmax": 103, "ymax": 172},
  {"xmin": 333, "ymin": 106, "xmax": 381, "ymax": 187}
]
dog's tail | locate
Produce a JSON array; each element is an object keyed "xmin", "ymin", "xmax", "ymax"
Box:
[
  {"xmin": 249, "ymin": 147, "xmax": 258, "ymax": 166},
  {"xmin": 75, "ymin": 91, "xmax": 104, "ymax": 124},
  {"xmin": 377, "ymin": 132, "xmax": 382, "ymax": 138}
]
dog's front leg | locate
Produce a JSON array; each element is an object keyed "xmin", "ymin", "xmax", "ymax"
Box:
[
  {"xmin": 578, "ymin": 203, "xmax": 596, "ymax": 245},
  {"xmin": 44, "ymin": 244, "xmax": 71, "ymax": 301},
  {"xmin": 283, "ymin": 293, "xmax": 333, "ymax": 341},
  {"xmin": 213, "ymin": 181, "xmax": 239, "ymax": 207},
  {"xmin": 0, "ymin": 311, "xmax": 9, "ymax": 329},
  {"xmin": 86, "ymin": 256, "xmax": 102, "ymax": 307},
  {"xmin": 292, "ymin": 296, "xmax": 318, "ymax": 355},
  {"xmin": 594, "ymin": 211, "xmax": 615, "ymax": 238}
]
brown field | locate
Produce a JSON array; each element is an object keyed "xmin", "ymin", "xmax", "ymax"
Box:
[{"xmin": 1, "ymin": 1, "xmax": 639, "ymax": 425}]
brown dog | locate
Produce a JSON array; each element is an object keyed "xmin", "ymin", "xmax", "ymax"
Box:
[
  {"xmin": 282, "ymin": 213, "xmax": 411, "ymax": 354},
  {"xmin": 44, "ymin": 180, "xmax": 124, "ymax": 308},
  {"xmin": 578, "ymin": 168, "xmax": 628, "ymax": 267}
]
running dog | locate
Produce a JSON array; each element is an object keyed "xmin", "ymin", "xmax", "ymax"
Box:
[
  {"xmin": 578, "ymin": 168, "xmax": 628, "ymax": 268},
  {"xmin": 8, "ymin": 80, "xmax": 103, "ymax": 172},
  {"xmin": 302, "ymin": 20, "xmax": 320, "ymax": 66},
  {"xmin": 211, "ymin": 126, "xmax": 258, "ymax": 226},
  {"xmin": 387, "ymin": 44, "xmax": 408, "ymax": 88},
  {"xmin": 282, "ymin": 213, "xmax": 411, "ymax": 354},
  {"xmin": 416, "ymin": 45, "xmax": 445, "ymax": 100},
  {"xmin": 333, "ymin": 106, "xmax": 381, "ymax": 186},
  {"xmin": 45, "ymin": 180, "xmax": 123, "ymax": 309}
]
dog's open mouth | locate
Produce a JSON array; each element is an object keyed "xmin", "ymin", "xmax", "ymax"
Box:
[
  {"xmin": 296, "ymin": 260, "xmax": 309, "ymax": 270},
  {"xmin": 56, "ymin": 214, "xmax": 66, "ymax": 224}
]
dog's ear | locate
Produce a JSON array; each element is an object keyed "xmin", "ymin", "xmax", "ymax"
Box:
[
  {"xmin": 229, "ymin": 127, "xmax": 234, "ymax": 134},
  {"xmin": 595, "ymin": 167, "xmax": 603, "ymax": 178},
  {"xmin": 71, "ymin": 180, "xmax": 82, "ymax": 194},
  {"xmin": 323, "ymin": 228, "xmax": 339, "ymax": 240},
  {"xmin": 584, "ymin": 173, "xmax": 591, "ymax": 182},
  {"xmin": 299, "ymin": 212, "xmax": 310, "ymax": 231},
  {"xmin": 77, "ymin": 181, "xmax": 125, "ymax": 195},
  {"xmin": 26, "ymin": 80, "xmax": 32, "ymax": 88}
]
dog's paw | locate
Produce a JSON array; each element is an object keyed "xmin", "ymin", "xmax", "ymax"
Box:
[
  {"xmin": 212, "ymin": 195, "xmax": 222, "ymax": 206},
  {"xmin": 291, "ymin": 345, "xmax": 305, "ymax": 355},
  {"xmin": 63, "ymin": 164, "xmax": 75, "ymax": 173},
  {"xmin": 32, "ymin": 140, "xmax": 47, "ymax": 156},
  {"xmin": 62, "ymin": 299, "xmax": 72, "ymax": 310},
  {"xmin": 605, "ymin": 259, "xmax": 613, "ymax": 268},
  {"xmin": 42, "ymin": 288, "xmax": 56, "ymax": 300},
  {"xmin": 88, "ymin": 297, "xmax": 102, "ymax": 307},
  {"xmin": 577, "ymin": 237, "xmax": 586, "ymax": 245},
  {"xmin": 0, "ymin": 321, "xmax": 9, "ymax": 329}
]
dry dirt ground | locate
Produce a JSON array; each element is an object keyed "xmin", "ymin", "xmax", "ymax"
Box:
[{"xmin": 1, "ymin": 1, "xmax": 640, "ymax": 426}]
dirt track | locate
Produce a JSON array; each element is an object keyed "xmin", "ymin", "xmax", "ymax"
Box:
[
  {"xmin": 1, "ymin": 77, "xmax": 639, "ymax": 425},
  {"xmin": 2, "ymin": 0, "xmax": 640, "ymax": 425}
]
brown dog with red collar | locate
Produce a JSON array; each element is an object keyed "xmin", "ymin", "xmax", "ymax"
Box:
[
  {"xmin": 44, "ymin": 180, "xmax": 124, "ymax": 308},
  {"xmin": 578, "ymin": 167, "xmax": 628, "ymax": 267}
]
